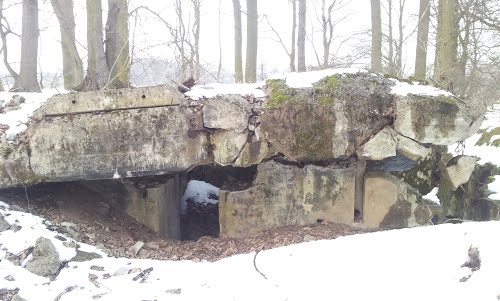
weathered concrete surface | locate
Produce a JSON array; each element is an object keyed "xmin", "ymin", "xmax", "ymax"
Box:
[
  {"xmin": 439, "ymin": 162, "xmax": 500, "ymax": 221},
  {"xmin": 396, "ymin": 134, "xmax": 430, "ymax": 161},
  {"xmin": 441, "ymin": 155, "xmax": 478, "ymax": 191},
  {"xmin": 33, "ymin": 85, "xmax": 183, "ymax": 118},
  {"xmin": 81, "ymin": 174, "xmax": 186, "ymax": 239},
  {"xmin": 357, "ymin": 127, "xmax": 397, "ymax": 160},
  {"xmin": 28, "ymin": 106, "xmax": 207, "ymax": 181},
  {"xmin": 219, "ymin": 161, "xmax": 356, "ymax": 238},
  {"xmin": 203, "ymin": 95, "xmax": 252, "ymax": 133},
  {"xmin": 0, "ymin": 144, "xmax": 36, "ymax": 188},
  {"xmin": 212, "ymin": 130, "xmax": 248, "ymax": 166},
  {"xmin": 261, "ymin": 74, "xmax": 394, "ymax": 160},
  {"xmin": 363, "ymin": 172, "xmax": 430, "ymax": 228},
  {"xmin": 394, "ymin": 95, "xmax": 484, "ymax": 145}
]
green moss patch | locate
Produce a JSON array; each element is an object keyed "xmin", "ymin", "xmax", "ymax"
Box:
[
  {"xmin": 265, "ymin": 79, "xmax": 294, "ymax": 108},
  {"xmin": 313, "ymin": 76, "xmax": 340, "ymax": 107},
  {"xmin": 476, "ymin": 127, "xmax": 500, "ymax": 146}
]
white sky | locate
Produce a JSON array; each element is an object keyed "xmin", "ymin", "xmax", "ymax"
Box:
[{"xmin": 0, "ymin": 0, "xmax": 429, "ymax": 84}]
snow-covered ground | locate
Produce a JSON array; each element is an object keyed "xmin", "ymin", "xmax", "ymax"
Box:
[
  {"xmin": 0, "ymin": 90, "xmax": 60, "ymax": 142},
  {"xmin": 180, "ymin": 180, "xmax": 220, "ymax": 213},
  {"xmin": 0, "ymin": 200, "xmax": 499, "ymax": 301}
]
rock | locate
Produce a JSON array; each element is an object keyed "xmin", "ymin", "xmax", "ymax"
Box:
[
  {"xmin": 166, "ymin": 288, "xmax": 182, "ymax": 294},
  {"xmin": 233, "ymin": 140, "xmax": 275, "ymax": 167},
  {"xmin": 357, "ymin": 127, "xmax": 397, "ymax": 160},
  {"xmin": 219, "ymin": 161, "xmax": 357, "ymax": 238},
  {"xmin": 71, "ymin": 250, "xmax": 102, "ymax": 262},
  {"xmin": 4, "ymin": 275, "xmax": 14, "ymax": 281},
  {"xmin": 203, "ymin": 95, "xmax": 252, "ymax": 133},
  {"xmin": 396, "ymin": 134, "xmax": 430, "ymax": 161},
  {"xmin": 303, "ymin": 234, "xmax": 316, "ymax": 242},
  {"xmin": 7, "ymin": 95, "xmax": 26, "ymax": 107},
  {"xmin": 145, "ymin": 242, "xmax": 160, "ymax": 250},
  {"xmin": 90, "ymin": 265, "xmax": 105, "ymax": 271},
  {"xmin": 413, "ymin": 204, "xmax": 432, "ymax": 225},
  {"xmin": 0, "ymin": 215, "xmax": 10, "ymax": 232},
  {"xmin": 442, "ymin": 155, "xmax": 478, "ymax": 191},
  {"xmin": 129, "ymin": 241, "xmax": 144, "ymax": 256},
  {"xmin": 394, "ymin": 94, "xmax": 483, "ymax": 145},
  {"xmin": 211, "ymin": 130, "xmax": 248, "ymax": 165},
  {"xmin": 25, "ymin": 237, "xmax": 62, "ymax": 277}
]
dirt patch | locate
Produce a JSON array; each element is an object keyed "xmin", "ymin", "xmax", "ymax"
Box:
[{"xmin": 1, "ymin": 182, "xmax": 371, "ymax": 262}]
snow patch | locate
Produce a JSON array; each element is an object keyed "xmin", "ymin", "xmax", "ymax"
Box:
[
  {"xmin": 186, "ymin": 82, "xmax": 265, "ymax": 100},
  {"xmin": 181, "ymin": 180, "xmax": 220, "ymax": 213},
  {"xmin": 281, "ymin": 68, "xmax": 367, "ymax": 88},
  {"xmin": 391, "ymin": 81, "xmax": 454, "ymax": 97},
  {"xmin": 0, "ymin": 90, "xmax": 61, "ymax": 142},
  {"xmin": 423, "ymin": 187, "xmax": 441, "ymax": 205},
  {"xmin": 488, "ymin": 176, "xmax": 500, "ymax": 201}
]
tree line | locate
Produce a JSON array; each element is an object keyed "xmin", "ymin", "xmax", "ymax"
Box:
[{"xmin": 0, "ymin": 0, "xmax": 498, "ymax": 104}]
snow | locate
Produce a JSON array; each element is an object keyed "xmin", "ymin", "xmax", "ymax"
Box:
[
  {"xmin": 488, "ymin": 176, "xmax": 500, "ymax": 201},
  {"xmin": 0, "ymin": 90, "xmax": 59, "ymax": 142},
  {"xmin": 390, "ymin": 80, "xmax": 454, "ymax": 97},
  {"xmin": 185, "ymin": 82, "xmax": 265, "ymax": 100},
  {"xmin": 180, "ymin": 180, "xmax": 220, "ymax": 213},
  {"xmin": 422, "ymin": 187, "xmax": 441, "ymax": 205},
  {"xmin": 1, "ymin": 200, "xmax": 500, "ymax": 300},
  {"xmin": 280, "ymin": 68, "xmax": 367, "ymax": 88}
]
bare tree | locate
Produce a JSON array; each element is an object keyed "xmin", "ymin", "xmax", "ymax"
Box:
[
  {"xmin": 192, "ymin": 0, "xmax": 201, "ymax": 79},
  {"xmin": 414, "ymin": 0, "xmax": 430, "ymax": 80},
  {"xmin": 12, "ymin": 0, "xmax": 41, "ymax": 92},
  {"xmin": 290, "ymin": 0, "xmax": 297, "ymax": 72},
  {"xmin": 0, "ymin": 0, "xmax": 19, "ymax": 84},
  {"xmin": 245, "ymin": 0, "xmax": 257, "ymax": 83},
  {"xmin": 434, "ymin": 0, "xmax": 458, "ymax": 91},
  {"xmin": 51, "ymin": 0, "xmax": 84, "ymax": 90},
  {"xmin": 297, "ymin": 0, "xmax": 306, "ymax": 72},
  {"xmin": 371, "ymin": 0, "xmax": 382, "ymax": 72},
  {"xmin": 232, "ymin": 0, "xmax": 243, "ymax": 82},
  {"xmin": 106, "ymin": 0, "xmax": 130, "ymax": 88}
]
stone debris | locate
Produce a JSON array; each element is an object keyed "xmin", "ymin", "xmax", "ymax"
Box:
[{"xmin": 25, "ymin": 237, "xmax": 62, "ymax": 278}]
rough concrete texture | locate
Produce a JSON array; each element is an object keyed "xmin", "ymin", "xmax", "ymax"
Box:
[
  {"xmin": 261, "ymin": 73, "xmax": 394, "ymax": 160},
  {"xmin": 396, "ymin": 134, "xmax": 430, "ymax": 161},
  {"xmin": 202, "ymin": 95, "xmax": 252, "ymax": 133},
  {"xmin": 363, "ymin": 172, "xmax": 427, "ymax": 228},
  {"xmin": 212, "ymin": 130, "xmax": 248, "ymax": 166},
  {"xmin": 357, "ymin": 127, "xmax": 397, "ymax": 160},
  {"xmin": 25, "ymin": 237, "xmax": 62, "ymax": 278},
  {"xmin": 219, "ymin": 161, "xmax": 356, "ymax": 238},
  {"xmin": 33, "ymin": 85, "xmax": 184, "ymax": 118},
  {"xmin": 442, "ymin": 155, "xmax": 478, "ymax": 191},
  {"xmin": 28, "ymin": 106, "xmax": 207, "ymax": 181},
  {"xmin": 394, "ymin": 94, "xmax": 484, "ymax": 145}
]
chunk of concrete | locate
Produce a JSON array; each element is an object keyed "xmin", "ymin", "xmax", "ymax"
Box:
[
  {"xmin": 363, "ymin": 172, "xmax": 424, "ymax": 228},
  {"xmin": 357, "ymin": 127, "xmax": 397, "ymax": 160},
  {"xmin": 219, "ymin": 161, "xmax": 356, "ymax": 238},
  {"xmin": 212, "ymin": 130, "xmax": 248, "ymax": 166},
  {"xmin": 394, "ymin": 94, "xmax": 484, "ymax": 145},
  {"xmin": 396, "ymin": 134, "xmax": 431, "ymax": 161},
  {"xmin": 203, "ymin": 95, "xmax": 252, "ymax": 133},
  {"xmin": 442, "ymin": 155, "xmax": 478, "ymax": 191},
  {"xmin": 25, "ymin": 237, "xmax": 62, "ymax": 278}
]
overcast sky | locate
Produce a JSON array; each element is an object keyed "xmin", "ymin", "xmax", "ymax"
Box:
[{"xmin": 0, "ymin": 0, "xmax": 429, "ymax": 84}]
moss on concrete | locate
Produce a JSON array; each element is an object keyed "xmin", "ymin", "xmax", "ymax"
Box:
[
  {"xmin": 0, "ymin": 145, "xmax": 13, "ymax": 159},
  {"xmin": 313, "ymin": 75, "xmax": 340, "ymax": 107},
  {"xmin": 410, "ymin": 95, "xmax": 459, "ymax": 142},
  {"xmin": 266, "ymin": 79, "xmax": 294, "ymax": 108}
]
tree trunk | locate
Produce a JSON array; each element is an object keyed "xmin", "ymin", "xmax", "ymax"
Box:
[
  {"xmin": 192, "ymin": 0, "xmax": 201, "ymax": 79},
  {"xmin": 245, "ymin": 0, "xmax": 257, "ymax": 83},
  {"xmin": 51, "ymin": 0, "xmax": 84, "ymax": 90},
  {"xmin": 13, "ymin": 0, "xmax": 41, "ymax": 92},
  {"xmin": 387, "ymin": 0, "xmax": 394, "ymax": 75},
  {"xmin": 232, "ymin": 0, "xmax": 243, "ymax": 83},
  {"xmin": 370, "ymin": 0, "xmax": 382, "ymax": 73},
  {"xmin": 83, "ymin": 0, "xmax": 110, "ymax": 90},
  {"xmin": 105, "ymin": 0, "xmax": 130, "ymax": 88},
  {"xmin": 297, "ymin": 0, "xmax": 306, "ymax": 72},
  {"xmin": 290, "ymin": 0, "xmax": 296, "ymax": 72},
  {"xmin": 396, "ymin": 0, "xmax": 404, "ymax": 76},
  {"xmin": 414, "ymin": 0, "xmax": 430, "ymax": 80},
  {"xmin": 434, "ymin": 0, "xmax": 458, "ymax": 91}
]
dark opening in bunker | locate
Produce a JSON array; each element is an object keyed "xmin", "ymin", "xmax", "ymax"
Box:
[{"xmin": 180, "ymin": 164, "xmax": 257, "ymax": 241}]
